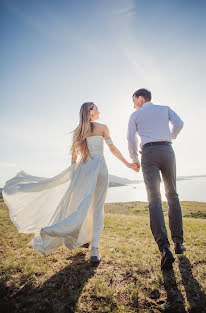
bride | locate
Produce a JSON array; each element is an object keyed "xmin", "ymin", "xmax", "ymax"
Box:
[{"xmin": 3, "ymin": 102, "xmax": 138, "ymax": 263}]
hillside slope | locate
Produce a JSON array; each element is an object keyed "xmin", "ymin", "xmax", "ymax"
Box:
[{"xmin": 0, "ymin": 199, "xmax": 205, "ymax": 313}]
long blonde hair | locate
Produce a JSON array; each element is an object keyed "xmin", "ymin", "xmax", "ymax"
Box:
[{"xmin": 71, "ymin": 102, "xmax": 95, "ymax": 163}]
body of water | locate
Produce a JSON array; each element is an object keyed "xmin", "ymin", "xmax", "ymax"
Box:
[{"xmin": 106, "ymin": 177, "xmax": 206, "ymax": 203}]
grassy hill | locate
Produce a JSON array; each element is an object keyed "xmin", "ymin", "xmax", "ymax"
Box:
[{"xmin": 0, "ymin": 198, "xmax": 205, "ymax": 313}]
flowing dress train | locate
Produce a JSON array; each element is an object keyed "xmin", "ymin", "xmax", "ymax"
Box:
[{"xmin": 2, "ymin": 136, "xmax": 109, "ymax": 255}]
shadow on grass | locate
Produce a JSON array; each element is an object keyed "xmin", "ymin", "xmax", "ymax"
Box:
[
  {"xmin": 162, "ymin": 267, "xmax": 186, "ymax": 313},
  {"xmin": 0, "ymin": 251, "xmax": 99, "ymax": 313},
  {"xmin": 178, "ymin": 255, "xmax": 206, "ymax": 313},
  {"xmin": 162, "ymin": 255, "xmax": 206, "ymax": 313}
]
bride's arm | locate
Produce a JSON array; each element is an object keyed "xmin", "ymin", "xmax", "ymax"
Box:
[{"xmin": 103, "ymin": 125, "xmax": 138, "ymax": 171}]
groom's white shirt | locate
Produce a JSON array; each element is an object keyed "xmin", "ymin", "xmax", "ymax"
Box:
[{"xmin": 127, "ymin": 102, "xmax": 184, "ymax": 163}]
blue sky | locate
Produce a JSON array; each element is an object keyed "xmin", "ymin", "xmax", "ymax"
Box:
[{"xmin": 1, "ymin": 0, "xmax": 206, "ymax": 187}]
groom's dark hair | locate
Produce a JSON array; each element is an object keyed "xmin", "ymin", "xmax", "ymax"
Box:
[{"xmin": 133, "ymin": 88, "xmax": 151, "ymax": 101}]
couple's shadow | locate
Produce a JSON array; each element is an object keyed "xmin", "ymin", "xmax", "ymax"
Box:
[
  {"xmin": 162, "ymin": 255, "xmax": 206, "ymax": 312},
  {"xmin": 2, "ymin": 253, "xmax": 206, "ymax": 313},
  {"xmin": 2, "ymin": 251, "xmax": 99, "ymax": 313}
]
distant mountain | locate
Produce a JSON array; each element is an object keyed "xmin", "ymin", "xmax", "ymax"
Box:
[
  {"xmin": 108, "ymin": 174, "xmax": 206, "ymax": 186},
  {"xmin": 1, "ymin": 174, "xmax": 206, "ymax": 195},
  {"xmin": 176, "ymin": 174, "xmax": 206, "ymax": 181},
  {"xmin": 108, "ymin": 182, "xmax": 125, "ymax": 187},
  {"xmin": 108, "ymin": 175, "xmax": 139, "ymax": 185},
  {"xmin": 0, "ymin": 176, "xmax": 139, "ymax": 195}
]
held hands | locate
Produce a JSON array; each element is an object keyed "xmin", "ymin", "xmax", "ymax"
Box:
[
  {"xmin": 133, "ymin": 161, "xmax": 140, "ymax": 172},
  {"xmin": 127, "ymin": 161, "xmax": 140, "ymax": 172}
]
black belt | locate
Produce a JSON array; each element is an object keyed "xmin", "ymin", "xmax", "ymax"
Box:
[{"xmin": 140, "ymin": 141, "xmax": 171, "ymax": 153}]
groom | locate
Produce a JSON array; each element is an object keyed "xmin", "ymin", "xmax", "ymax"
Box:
[{"xmin": 127, "ymin": 88, "xmax": 185, "ymax": 271}]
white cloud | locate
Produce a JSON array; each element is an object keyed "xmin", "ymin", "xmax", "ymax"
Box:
[{"xmin": 110, "ymin": 4, "xmax": 136, "ymax": 17}]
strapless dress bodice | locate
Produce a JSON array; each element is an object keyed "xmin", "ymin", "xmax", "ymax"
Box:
[{"xmin": 86, "ymin": 136, "xmax": 104, "ymax": 156}]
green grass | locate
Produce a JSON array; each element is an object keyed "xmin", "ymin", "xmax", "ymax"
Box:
[{"xmin": 0, "ymin": 198, "xmax": 206, "ymax": 313}]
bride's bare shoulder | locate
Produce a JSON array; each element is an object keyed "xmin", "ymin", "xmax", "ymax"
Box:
[
  {"xmin": 93, "ymin": 122, "xmax": 108, "ymax": 129},
  {"xmin": 92, "ymin": 123, "xmax": 110, "ymax": 137}
]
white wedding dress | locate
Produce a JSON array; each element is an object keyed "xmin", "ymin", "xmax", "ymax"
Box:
[{"xmin": 2, "ymin": 136, "xmax": 110, "ymax": 255}]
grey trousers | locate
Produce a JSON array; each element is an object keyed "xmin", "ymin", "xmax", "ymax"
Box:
[{"xmin": 141, "ymin": 143, "xmax": 183, "ymax": 252}]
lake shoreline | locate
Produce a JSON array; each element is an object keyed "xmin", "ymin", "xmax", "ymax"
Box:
[
  {"xmin": 106, "ymin": 176, "xmax": 206, "ymax": 203},
  {"xmin": 104, "ymin": 200, "xmax": 206, "ymax": 219}
]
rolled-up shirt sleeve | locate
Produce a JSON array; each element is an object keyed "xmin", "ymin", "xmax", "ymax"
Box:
[
  {"xmin": 168, "ymin": 107, "xmax": 184, "ymax": 139},
  {"xmin": 127, "ymin": 113, "xmax": 139, "ymax": 163}
]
